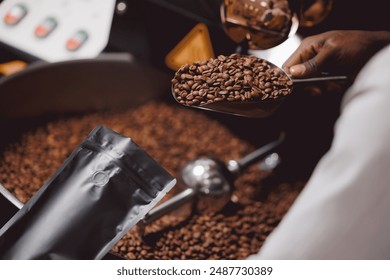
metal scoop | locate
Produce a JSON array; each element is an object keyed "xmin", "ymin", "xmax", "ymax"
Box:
[
  {"xmin": 139, "ymin": 133, "xmax": 284, "ymax": 229},
  {"xmin": 172, "ymin": 59, "xmax": 348, "ymax": 118}
]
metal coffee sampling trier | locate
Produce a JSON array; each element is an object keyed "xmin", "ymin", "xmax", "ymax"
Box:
[{"xmin": 139, "ymin": 133, "xmax": 285, "ymax": 233}]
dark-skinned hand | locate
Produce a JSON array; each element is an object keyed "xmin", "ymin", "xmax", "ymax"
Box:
[{"xmin": 283, "ymin": 30, "xmax": 390, "ymax": 79}]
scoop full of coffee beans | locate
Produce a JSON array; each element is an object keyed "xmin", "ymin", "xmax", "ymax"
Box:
[{"xmin": 172, "ymin": 54, "xmax": 293, "ymax": 107}]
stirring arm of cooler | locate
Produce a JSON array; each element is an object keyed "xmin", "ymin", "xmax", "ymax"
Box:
[
  {"xmin": 141, "ymin": 188, "xmax": 196, "ymax": 225},
  {"xmin": 139, "ymin": 133, "xmax": 285, "ymax": 229},
  {"xmin": 227, "ymin": 132, "xmax": 285, "ymax": 177}
]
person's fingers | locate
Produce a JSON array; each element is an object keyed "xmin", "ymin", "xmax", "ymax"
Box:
[
  {"xmin": 288, "ymin": 47, "xmax": 333, "ymax": 78},
  {"xmin": 289, "ymin": 64, "xmax": 306, "ymax": 77},
  {"xmin": 282, "ymin": 38, "xmax": 319, "ymax": 73},
  {"xmin": 282, "ymin": 46, "xmax": 311, "ymax": 74},
  {"xmin": 289, "ymin": 58, "xmax": 319, "ymax": 77}
]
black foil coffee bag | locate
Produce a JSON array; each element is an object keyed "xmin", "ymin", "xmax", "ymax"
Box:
[{"xmin": 0, "ymin": 126, "xmax": 176, "ymax": 259}]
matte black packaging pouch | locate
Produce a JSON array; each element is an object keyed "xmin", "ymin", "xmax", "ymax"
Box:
[{"xmin": 0, "ymin": 126, "xmax": 176, "ymax": 259}]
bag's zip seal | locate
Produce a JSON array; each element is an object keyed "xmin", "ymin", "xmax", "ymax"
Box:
[{"xmin": 81, "ymin": 140, "xmax": 157, "ymax": 198}]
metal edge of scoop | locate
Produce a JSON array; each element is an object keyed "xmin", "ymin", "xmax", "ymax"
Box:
[
  {"xmin": 171, "ymin": 84, "xmax": 285, "ymax": 118},
  {"xmin": 197, "ymin": 97, "xmax": 285, "ymax": 118}
]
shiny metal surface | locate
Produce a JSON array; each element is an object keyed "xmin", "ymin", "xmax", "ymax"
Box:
[
  {"xmin": 298, "ymin": 0, "xmax": 333, "ymax": 27},
  {"xmin": 181, "ymin": 157, "xmax": 233, "ymax": 214},
  {"xmin": 142, "ymin": 188, "xmax": 196, "ymax": 225},
  {"xmin": 221, "ymin": 0, "xmax": 298, "ymax": 49},
  {"xmin": 0, "ymin": 54, "xmax": 169, "ymax": 120}
]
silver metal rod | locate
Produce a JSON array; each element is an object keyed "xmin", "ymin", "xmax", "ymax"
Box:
[
  {"xmin": 0, "ymin": 183, "xmax": 23, "ymax": 209},
  {"xmin": 293, "ymin": 76, "xmax": 348, "ymax": 84},
  {"xmin": 235, "ymin": 132, "xmax": 285, "ymax": 173},
  {"xmin": 141, "ymin": 188, "xmax": 196, "ymax": 225}
]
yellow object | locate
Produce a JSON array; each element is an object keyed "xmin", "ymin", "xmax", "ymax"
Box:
[
  {"xmin": 165, "ymin": 23, "xmax": 215, "ymax": 71},
  {"xmin": 0, "ymin": 60, "xmax": 27, "ymax": 76}
]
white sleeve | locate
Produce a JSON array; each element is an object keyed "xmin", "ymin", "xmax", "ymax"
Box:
[{"xmin": 250, "ymin": 46, "xmax": 390, "ymax": 259}]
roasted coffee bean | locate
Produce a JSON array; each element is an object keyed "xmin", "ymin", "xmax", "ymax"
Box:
[
  {"xmin": 192, "ymin": 99, "xmax": 200, "ymax": 105},
  {"xmin": 173, "ymin": 54, "xmax": 292, "ymax": 107},
  {"xmin": 251, "ymin": 91, "xmax": 260, "ymax": 98},
  {"xmin": 261, "ymin": 94, "xmax": 269, "ymax": 100},
  {"xmin": 0, "ymin": 101, "xmax": 303, "ymax": 260},
  {"xmin": 183, "ymin": 84, "xmax": 190, "ymax": 91}
]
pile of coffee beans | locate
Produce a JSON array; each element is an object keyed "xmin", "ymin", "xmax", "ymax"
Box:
[
  {"xmin": 0, "ymin": 101, "xmax": 303, "ymax": 259},
  {"xmin": 172, "ymin": 54, "xmax": 292, "ymax": 107}
]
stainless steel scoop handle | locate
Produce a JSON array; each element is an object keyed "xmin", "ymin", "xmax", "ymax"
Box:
[
  {"xmin": 137, "ymin": 188, "xmax": 195, "ymax": 237},
  {"xmin": 292, "ymin": 75, "xmax": 349, "ymax": 84},
  {"xmin": 227, "ymin": 132, "xmax": 285, "ymax": 176},
  {"xmin": 142, "ymin": 188, "xmax": 196, "ymax": 225}
]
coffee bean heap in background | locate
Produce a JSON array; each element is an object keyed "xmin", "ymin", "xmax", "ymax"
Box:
[
  {"xmin": 172, "ymin": 53, "xmax": 292, "ymax": 107},
  {"xmin": 239, "ymin": 0, "xmax": 292, "ymax": 33},
  {"xmin": 0, "ymin": 101, "xmax": 303, "ymax": 259}
]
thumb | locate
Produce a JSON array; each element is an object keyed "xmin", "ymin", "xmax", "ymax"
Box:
[
  {"xmin": 289, "ymin": 58, "xmax": 319, "ymax": 78},
  {"xmin": 289, "ymin": 50, "xmax": 330, "ymax": 78}
]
